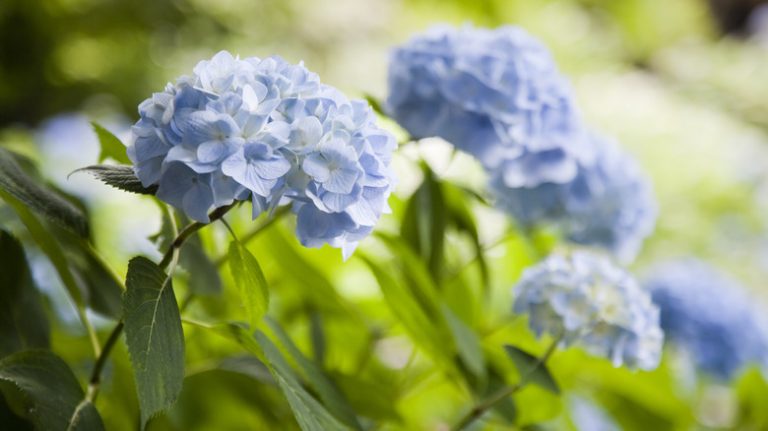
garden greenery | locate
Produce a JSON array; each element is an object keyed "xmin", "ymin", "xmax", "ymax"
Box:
[{"xmin": 1, "ymin": 24, "xmax": 767, "ymax": 431}]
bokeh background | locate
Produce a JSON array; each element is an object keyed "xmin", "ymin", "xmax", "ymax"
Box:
[{"xmin": 3, "ymin": 0, "xmax": 768, "ymax": 429}]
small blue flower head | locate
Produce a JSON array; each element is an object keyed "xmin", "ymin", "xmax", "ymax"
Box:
[
  {"xmin": 513, "ymin": 250, "xmax": 664, "ymax": 370},
  {"xmin": 569, "ymin": 396, "xmax": 619, "ymax": 431},
  {"xmin": 644, "ymin": 260, "xmax": 768, "ymax": 380},
  {"xmin": 128, "ymin": 51, "xmax": 396, "ymax": 257},
  {"xmin": 491, "ymin": 133, "xmax": 656, "ymax": 262},
  {"xmin": 387, "ymin": 24, "xmax": 581, "ymax": 171}
]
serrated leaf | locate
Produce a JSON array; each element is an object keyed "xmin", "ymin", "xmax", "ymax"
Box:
[
  {"xmin": 228, "ymin": 241, "xmax": 269, "ymax": 328},
  {"xmin": 503, "ymin": 345, "xmax": 560, "ymax": 394},
  {"xmin": 123, "ymin": 257, "xmax": 185, "ymax": 428},
  {"xmin": 0, "ymin": 350, "xmax": 104, "ymax": 430},
  {"xmin": 442, "ymin": 305, "xmax": 485, "ymax": 380},
  {"xmin": 400, "ymin": 163, "xmax": 446, "ymax": 280},
  {"xmin": 92, "ymin": 122, "xmax": 131, "ymax": 164},
  {"xmin": 266, "ymin": 319, "xmax": 362, "ymax": 430},
  {"xmin": 74, "ymin": 165, "xmax": 157, "ymax": 195},
  {"xmin": 255, "ymin": 331, "xmax": 353, "ymax": 431},
  {"xmin": 0, "ymin": 148, "xmax": 88, "ymax": 237},
  {"xmin": 0, "ymin": 230, "xmax": 50, "ymax": 357},
  {"xmin": 0, "ymin": 189, "xmax": 85, "ymax": 308}
]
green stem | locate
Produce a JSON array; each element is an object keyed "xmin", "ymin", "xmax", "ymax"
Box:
[
  {"xmin": 213, "ymin": 205, "xmax": 290, "ymax": 267},
  {"xmin": 158, "ymin": 203, "xmax": 235, "ymax": 269},
  {"xmin": 452, "ymin": 335, "xmax": 562, "ymax": 431}
]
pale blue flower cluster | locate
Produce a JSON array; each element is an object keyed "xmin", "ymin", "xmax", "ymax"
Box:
[
  {"xmin": 569, "ymin": 397, "xmax": 619, "ymax": 431},
  {"xmin": 387, "ymin": 25, "xmax": 657, "ymax": 262},
  {"xmin": 513, "ymin": 251, "xmax": 664, "ymax": 370},
  {"xmin": 387, "ymin": 25, "xmax": 581, "ymax": 170},
  {"xmin": 491, "ymin": 134, "xmax": 657, "ymax": 262},
  {"xmin": 128, "ymin": 51, "xmax": 396, "ymax": 257},
  {"xmin": 644, "ymin": 260, "xmax": 768, "ymax": 380}
]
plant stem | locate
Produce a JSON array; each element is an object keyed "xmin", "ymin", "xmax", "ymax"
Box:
[
  {"xmin": 213, "ymin": 205, "xmax": 290, "ymax": 267},
  {"xmin": 85, "ymin": 204, "xmax": 233, "ymax": 403},
  {"xmin": 451, "ymin": 335, "xmax": 562, "ymax": 431}
]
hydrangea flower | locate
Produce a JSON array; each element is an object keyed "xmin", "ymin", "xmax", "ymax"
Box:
[
  {"xmin": 387, "ymin": 25, "xmax": 581, "ymax": 172},
  {"xmin": 513, "ymin": 250, "xmax": 664, "ymax": 370},
  {"xmin": 491, "ymin": 133, "xmax": 656, "ymax": 262},
  {"xmin": 569, "ymin": 397, "xmax": 619, "ymax": 431},
  {"xmin": 644, "ymin": 260, "xmax": 768, "ymax": 380},
  {"xmin": 128, "ymin": 51, "xmax": 396, "ymax": 257}
]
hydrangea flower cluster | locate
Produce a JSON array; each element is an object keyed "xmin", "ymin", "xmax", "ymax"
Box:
[
  {"xmin": 387, "ymin": 25, "xmax": 657, "ymax": 262},
  {"xmin": 491, "ymin": 134, "xmax": 657, "ymax": 262},
  {"xmin": 644, "ymin": 260, "xmax": 768, "ymax": 380},
  {"xmin": 387, "ymin": 25, "xmax": 581, "ymax": 171},
  {"xmin": 128, "ymin": 51, "xmax": 396, "ymax": 257},
  {"xmin": 513, "ymin": 250, "xmax": 664, "ymax": 370}
]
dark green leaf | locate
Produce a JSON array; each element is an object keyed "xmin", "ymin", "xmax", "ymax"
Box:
[
  {"xmin": 443, "ymin": 306, "xmax": 485, "ymax": 380},
  {"xmin": 217, "ymin": 355, "xmax": 274, "ymax": 384},
  {"xmin": 309, "ymin": 310, "xmax": 326, "ymax": 365},
  {"xmin": 503, "ymin": 345, "xmax": 559, "ymax": 394},
  {"xmin": 228, "ymin": 241, "xmax": 269, "ymax": 328},
  {"xmin": 255, "ymin": 331, "xmax": 353, "ymax": 431},
  {"xmin": 267, "ymin": 319, "xmax": 362, "ymax": 430},
  {"xmin": 0, "ymin": 148, "xmax": 89, "ymax": 237},
  {"xmin": 92, "ymin": 122, "xmax": 131, "ymax": 164},
  {"xmin": 123, "ymin": 256, "xmax": 185, "ymax": 428},
  {"xmin": 0, "ymin": 230, "xmax": 50, "ymax": 357},
  {"xmin": 180, "ymin": 234, "xmax": 221, "ymax": 296},
  {"xmin": 73, "ymin": 165, "xmax": 157, "ymax": 195},
  {"xmin": 444, "ymin": 183, "xmax": 490, "ymax": 291},
  {"xmin": 0, "ymin": 189, "xmax": 85, "ymax": 308},
  {"xmin": 0, "ymin": 350, "xmax": 104, "ymax": 430},
  {"xmin": 400, "ymin": 163, "xmax": 447, "ymax": 280}
]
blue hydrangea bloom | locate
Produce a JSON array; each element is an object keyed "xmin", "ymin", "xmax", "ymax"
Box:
[
  {"xmin": 387, "ymin": 25, "xmax": 582, "ymax": 172},
  {"xmin": 491, "ymin": 133, "xmax": 657, "ymax": 262},
  {"xmin": 128, "ymin": 51, "xmax": 396, "ymax": 257},
  {"xmin": 513, "ymin": 250, "xmax": 664, "ymax": 370},
  {"xmin": 644, "ymin": 260, "xmax": 768, "ymax": 380},
  {"xmin": 569, "ymin": 397, "xmax": 619, "ymax": 431}
]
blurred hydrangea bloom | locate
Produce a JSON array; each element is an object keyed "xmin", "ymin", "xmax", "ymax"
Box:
[
  {"xmin": 387, "ymin": 25, "xmax": 582, "ymax": 172},
  {"xmin": 569, "ymin": 396, "xmax": 619, "ymax": 431},
  {"xmin": 491, "ymin": 134, "xmax": 657, "ymax": 262},
  {"xmin": 644, "ymin": 260, "xmax": 768, "ymax": 380},
  {"xmin": 128, "ymin": 51, "xmax": 396, "ymax": 257},
  {"xmin": 513, "ymin": 250, "xmax": 663, "ymax": 370}
]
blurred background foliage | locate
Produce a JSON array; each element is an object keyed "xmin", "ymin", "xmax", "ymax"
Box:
[{"xmin": 2, "ymin": 0, "xmax": 768, "ymax": 429}]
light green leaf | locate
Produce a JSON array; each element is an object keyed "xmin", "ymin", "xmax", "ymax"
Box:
[
  {"xmin": 228, "ymin": 241, "xmax": 269, "ymax": 328},
  {"xmin": 266, "ymin": 319, "xmax": 362, "ymax": 430},
  {"xmin": 91, "ymin": 122, "xmax": 131, "ymax": 164},
  {"xmin": 73, "ymin": 165, "xmax": 157, "ymax": 195},
  {"xmin": 400, "ymin": 162, "xmax": 446, "ymax": 279},
  {"xmin": 444, "ymin": 183, "xmax": 490, "ymax": 290},
  {"xmin": 503, "ymin": 345, "xmax": 560, "ymax": 394},
  {"xmin": 255, "ymin": 331, "xmax": 354, "ymax": 431},
  {"xmin": 0, "ymin": 148, "xmax": 89, "ymax": 237},
  {"xmin": 0, "ymin": 350, "xmax": 104, "ymax": 430},
  {"xmin": 442, "ymin": 305, "xmax": 485, "ymax": 380},
  {"xmin": 363, "ymin": 94, "xmax": 386, "ymax": 117},
  {"xmin": 0, "ymin": 230, "xmax": 50, "ymax": 357},
  {"xmin": 123, "ymin": 256, "xmax": 185, "ymax": 428}
]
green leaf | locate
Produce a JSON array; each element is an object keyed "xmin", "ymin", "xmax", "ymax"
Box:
[
  {"xmin": 180, "ymin": 233, "xmax": 221, "ymax": 296},
  {"xmin": 228, "ymin": 241, "xmax": 269, "ymax": 328},
  {"xmin": 266, "ymin": 319, "xmax": 362, "ymax": 430},
  {"xmin": 0, "ymin": 350, "xmax": 104, "ymax": 430},
  {"xmin": 73, "ymin": 165, "xmax": 157, "ymax": 195},
  {"xmin": 255, "ymin": 331, "xmax": 354, "ymax": 431},
  {"xmin": 444, "ymin": 183, "xmax": 490, "ymax": 290},
  {"xmin": 363, "ymin": 94, "xmax": 386, "ymax": 117},
  {"xmin": 92, "ymin": 122, "xmax": 131, "ymax": 164},
  {"xmin": 359, "ymin": 254, "xmax": 454, "ymax": 366},
  {"xmin": 400, "ymin": 162, "xmax": 447, "ymax": 280},
  {"xmin": 503, "ymin": 345, "xmax": 559, "ymax": 394},
  {"xmin": 0, "ymin": 189, "xmax": 85, "ymax": 308},
  {"xmin": 123, "ymin": 256, "xmax": 185, "ymax": 428},
  {"xmin": 0, "ymin": 148, "xmax": 89, "ymax": 237},
  {"xmin": 442, "ymin": 305, "xmax": 485, "ymax": 380},
  {"xmin": 0, "ymin": 231, "xmax": 50, "ymax": 357}
]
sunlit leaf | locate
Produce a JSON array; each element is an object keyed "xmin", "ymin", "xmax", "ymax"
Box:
[
  {"xmin": 73, "ymin": 165, "xmax": 157, "ymax": 195},
  {"xmin": 443, "ymin": 305, "xmax": 485, "ymax": 380},
  {"xmin": 0, "ymin": 230, "xmax": 49, "ymax": 357},
  {"xmin": 267, "ymin": 319, "xmax": 362, "ymax": 430},
  {"xmin": 123, "ymin": 256, "xmax": 185, "ymax": 428},
  {"xmin": 503, "ymin": 345, "xmax": 559, "ymax": 394},
  {"xmin": 0, "ymin": 148, "xmax": 88, "ymax": 237},
  {"xmin": 228, "ymin": 241, "xmax": 269, "ymax": 328},
  {"xmin": 92, "ymin": 122, "xmax": 131, "ymax": 164},
  {"xmin": 0, "ymin": 350, "xmax": 104, "ymax": 430}
]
